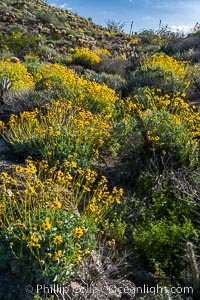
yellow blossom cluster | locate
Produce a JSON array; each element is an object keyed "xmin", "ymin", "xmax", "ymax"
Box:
[
  {"xmin": 33, "ymin": 63, "xmax": 118, "ymax": 114},
  {"xmin": 0, "ymin": 59, "xmax": 34, "ymax": 90},
  {"xmin": 3, "ymin": 99, "xmax": 111, "ymax": 166},
  {"xmin": 68, "ymin": 47, "xmax": 101, "ymax": 66},
  {"xmin": 131, "ymin": 88, "xmax": 200, "ymax": 140},
  {"xmin": 74, "ymin": 226, "xmax": 86, "ymax": 238},
  {"xmin": 143, "ymin": 54, "xmax": 189, "ymax": 82}
]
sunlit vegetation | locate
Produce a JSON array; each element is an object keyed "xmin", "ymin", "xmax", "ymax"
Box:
[{"xmin": 0, "ymin": 0, "xmax": 200, "ymax": 299}]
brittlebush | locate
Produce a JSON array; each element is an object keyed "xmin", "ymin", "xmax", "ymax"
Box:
[
  {"xmin": 3, "ymin": 100, "xmax": 111, "ymax": 168},
  {"xmin": 33, "ymin": 63, "xmax": 118, "ymax": 114},
  {"xmin": 0, "ymin": 159, "xmax": 123, "ymax": 284},
  {"xmin": 0, "ymin": 59, "xmax": 34, "ymax": 90}
]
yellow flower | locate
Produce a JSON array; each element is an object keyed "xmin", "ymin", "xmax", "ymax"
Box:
[
  {"xmin": 30, "ymin": 235, "xmax": 40, "ymax": 243},
  {"xmin": 162, "ymin": 149, "xmax": 167, "ymax": 155},
  {"xmin": 75, "ymin": 253, "xmax": 82, "ymax": 261},
  {"xmin": 71, "ymin": 161, "xmax": 77, "ymax": 168},
  {"xmin": 32, "ymin": 224, "xmax": 38, "ymax": 231},
  {"xmin": 45, "ymin": 202, "xmax": 52, "ymax": 209},
  {"xmin": 54, "ymin": 199, "xmax": 62, "ymax": 210},
  {"xmin": 28, "ymin": 242, "xmax": 41, "ymax": 248},
  {"xmin": 15, "ymin": 165, "xmax": 24, "ymax": 173},
  {"xmin": 88, "ymin": 204, "xmax": 97, "ymax": 212},
  {"xmin": 0, "ymin": 120, "xmax": 6, "ymax": 129},
  {"xmin": 54, "ymin": 250, "xmax": 62, "ymax": 261},
  {"xmin": 106, "ymin": 239, "xmax": 116, "ymax": 247},
  {"xmin": 54, "ymin": 130, "xmax": 61, "ymax": 137},
  {"xmin": 101, "ymin": 176, "xmax": 108, "ymax": 183},
  {"xmin": 39, "ymin": 160, "xmax": 48, "ymax": 169},
  {"xmin": 0, "ymin": 172, "xmax": 9, "ymax": 178},
  {"xmin": 82, "ymin": 185, "xmax": 91, "ymax": 192},
  {"xmin": 74, "ymin": 226, "xmax": 86, "ymax": 238},
  {"xmin": 25, "ymin": 186, "xmax": 35, "ymax": 194},
  {"xmin": 53, "ymin": 236, "xmax": 63, "ymax": 245},
  {"xmin": 26, "ymin": 164, "xmax": 37, "ymax": 174},
  {"xmin": 41, "ymin": 218, "xmax": 51, "ymax": 231}
]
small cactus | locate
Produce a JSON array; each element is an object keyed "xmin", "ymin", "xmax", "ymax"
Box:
[{"xmin": 0, "ymin": 76, "xmax": 13, "ymax": 104}]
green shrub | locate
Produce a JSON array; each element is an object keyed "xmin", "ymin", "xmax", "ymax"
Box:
[
  {"xmin": 87, "ymin": 72, "xmax": 127, "ymax": 94},
  {"xmin": 23, "ymin": 53, "xmax": 41, "ymax": 73},
  {"xmin": 36, "ymin": 10, "xmax": 66, "ymax": 27},
  {"xmin": 133, "ymin": 217, "xmax": 197, "ymax": 275},
  {"xmin": 130, "ymin": 54, "xmax": 190, "ymax": 96},
  {"xmin": 131, "ymin": 170, "xmax": 199, "ymax": 276},
  {"xmin": 0, "ymin": 31, "xmax": 44, "ymax": 54},
  {"xmin": 0, "ymin": 208, "xmax": 97, "ymax": 284},
  {"xmin": 141, "ymin": 109, "xmax": 198, "ymax": 165},
  {"xmin": 95, "ymin": 57, "xmax": 130, "ymax": 77}
]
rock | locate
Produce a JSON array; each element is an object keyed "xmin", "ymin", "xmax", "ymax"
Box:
[
  {"xmin": 0, "ymin": 138, "xmax": 11, "ymax": 155},
  {"xmin": 10, "ymin": 57, "xmax": 20, "ymax": 63}
]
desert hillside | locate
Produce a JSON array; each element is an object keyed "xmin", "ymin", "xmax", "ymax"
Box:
[{"xmin": 0, "ymin": 1, "xmax": 200, "ymax": 300}]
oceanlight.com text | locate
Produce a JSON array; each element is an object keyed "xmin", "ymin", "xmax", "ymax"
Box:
[
  {"xmin": 135, "ymin": 284, "xmax": 193, "ymax": 295},
  {"xmin": 26, "ymin": 283, "xmax": 193, "ymax": 298}
]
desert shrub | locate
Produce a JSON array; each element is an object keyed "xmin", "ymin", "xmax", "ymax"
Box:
[
  {"xmin": 130, "ymin": 54, "xmax": 190, "ymax": 95},
  {"xmin": 182, "ymin": 48, "xmax": 200, "ymax": 63},
  {"xmin": 133, "ymin": 88, "xmax": 200, "ymax": 142},
  {"xmin": 188, "ymin": 63, "xmax": 200, "ymax": 93},
  {"xmin": 33, "ymin": 63, "xmax": 118, "ymax": 114},
  {"xmin": 133, "ymin": 217, "xmax": 197, "ymax": 275},
  {"xmin": 141, "ymin": 109, "xmax": 198, "ymax": 165},
  {"xmin": 36, "ymin": 10, "xmax": 65, "ymax": 27},
  {"xmin": 67, "ymin": 47, "xmax": 101, "ymax": 68},
  {"xmin": 178, "ymin": 34, "xmax": 200, "ymax": 53},
  {"xmin": 0, "ymin": 208, "xmax": 97, "ymax": 284},
  {"xmin": 2, "ymin": 100, "xmax": 111, "ymax": 168},
  {"xmin": 8, "ymin": 24, "xmax": 28, "ymax": 35},
  {"xmin": 0, "ymin": 31, "xmax": 44, "ymax": 54},
  {"xmin": 103, "ymin": 199, "xmax": 129, "ymax": 246},
  {"xmin": 139, "ymin": 29, "xmax": 160, "ymax": 45},
  {"xmin": 38, "ymin": 45, "xmax": 58, "ymax": 61},
  {"xmin": 3, "ymin": 88, "xmax": 53, "ymax": 113},
  {"xmin": 83, "ymin": 71, "xmax": 127, "ymax": 94},
  {"xmin": 101, "ymin": 89, "xmax": 200, "ymax": 191},
  {"xmin": 0, "ymin": 59, "xmax": 34, "ymax": 90},
  {"xmin": 0, "ymin": 160, "xmax": 123, "ymax": 284},
  {"xmin": 95, "ymin": 57, "xmax": 130, "ymax": 77},
  {"xmin": 131, "ymin": 170, "xmax": 199, "ymax": 276},
  {"xmin": 0, "ymin": 48, "xmax": 15, "ymax": 61},
  {"xmin": 23, "ymin": 53, "xmax": 41, "ymax": 73},
  {"xmin": 105, "ymin": 19, "xmax": 126, "ymax": 32}
]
